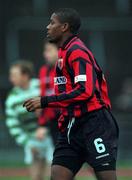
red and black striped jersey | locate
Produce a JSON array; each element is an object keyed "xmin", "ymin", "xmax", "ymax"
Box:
[
  {"xmin": 41, "ymin": 35, "xmax": 111, "ymax": 130},
  {"xmin": 38, "ymin": 65, "xmax": 59, "ymax": 125}
]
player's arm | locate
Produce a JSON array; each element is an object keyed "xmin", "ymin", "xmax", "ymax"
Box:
[{"xmin": 23, "ymin": 49, "xmax": 96, "ymax": 111}]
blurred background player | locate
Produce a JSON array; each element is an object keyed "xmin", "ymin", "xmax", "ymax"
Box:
[
  {"xmin": 5, "ymin": 60, "xmax": 54, "ymax": 180},
  {"xmin": 38, "ymin": 40, "xmax": 60, "ymax": 145}
]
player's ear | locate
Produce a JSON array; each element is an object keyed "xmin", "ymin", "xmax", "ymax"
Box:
[{"xmin": 61, "ymin": 23, "xmax": 69, "ymax": 32}]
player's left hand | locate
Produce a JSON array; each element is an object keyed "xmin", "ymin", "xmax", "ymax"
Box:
[
  {"xmin": 23, "ymin": 97, "xmax": 41, "ymax": 112},
  {"xmin": 35, "ymin": 127, "xmax": 48, "ymax": 140}
]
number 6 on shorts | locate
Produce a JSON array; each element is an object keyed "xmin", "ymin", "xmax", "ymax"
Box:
[{"xmin": 94, "ymin": 138, "xmax": 106, "ymax": 153}]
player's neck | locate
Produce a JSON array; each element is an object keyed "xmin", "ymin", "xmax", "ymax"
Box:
[
  {"xmin": 58, "ymin": 33, "xmax": 73, "ymax": 48},
  {"xmin": 20, "ymin": 81, "xmax": 30, "ymax": 90}
]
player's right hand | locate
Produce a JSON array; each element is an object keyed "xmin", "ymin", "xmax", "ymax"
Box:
[{"xmin": 23, "ymin": 97, "xmax": 41, "ymax": 112}]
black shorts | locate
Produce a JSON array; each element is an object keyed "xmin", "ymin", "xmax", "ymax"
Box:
[{"xmin": 52, "ymin": 108, "xmax": 119, "ymax": 175}]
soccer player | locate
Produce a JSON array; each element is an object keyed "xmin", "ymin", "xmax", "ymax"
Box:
[
  {"xmin": 6, "ymin": 61, "xmax": 53, "ymax": 180},
  {"xmin": 38, "ymin": 40, "xmax": 60, "ymax": 145},
  {"xmin": 23, "ymin": 8, "xmax": 119, "ymax": 180}
]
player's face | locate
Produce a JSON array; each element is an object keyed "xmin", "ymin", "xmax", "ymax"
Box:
[
  {"xmin": 9, "ymin": 66, "xmax": 27, "ymax": 87},
  {"xmin": 46, "ymin": 13, "xmax": 64, "ymax": 43},
  {"xmin": 43, "ymin": 43, "xmax": 58, "ymax": 64}
]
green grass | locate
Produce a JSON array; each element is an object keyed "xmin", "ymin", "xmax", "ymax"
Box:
[
  {"xmin": 0, "ymin": 177, "xmax": 132, "ymax": 180},
  {"xmin": 0, "ymin": 161, "xmax": 131, "ymax": 180},
  {"xmin": 0, "ymin": 160, "xmax": 131, "ymax": 168},
  {"xmin": 77, "ymin": 178, "xmax": 132, "ymax": 180}
]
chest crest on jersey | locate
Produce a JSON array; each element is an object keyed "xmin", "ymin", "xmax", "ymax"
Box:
[{"xmin": 57, "ymin": 58, "xmax": 63, "ymax": 70}]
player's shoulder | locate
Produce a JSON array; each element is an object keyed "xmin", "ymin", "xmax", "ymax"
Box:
[
  {"xmin": 66, "ymin": 38, "xmax": 90, "ymax": 61},
  {"xmin": 39, "ymin": 65, "xmax": 47, "ymax": 72},
  {"xmin": 7, "ymin": 87, "xmax": 19, "ymax": 97},
  {"xmin": 67, "ymin": 38, "xmax": 88, "ymax": 55},
  {"xmin": 30, "ymin": 78, "xmax": 39, "ymax": 87},
  {"xmin": 39, "ymin": 65, "xmax": 49, "ymax": 77},
  {"xmin": 5, "ymin": 87, "xmax": 19, "ymax": 106}
]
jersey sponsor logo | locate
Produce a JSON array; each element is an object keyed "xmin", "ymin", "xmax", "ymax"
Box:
[
  {"xmin": 74, "ymin": 75, "xmax": 87, "ymax": 83},
  {"xmin": 57, "ymin": 58, "xmax": 63, "ymax": 69},
  {"xmin": 54, "ymin": 76, "xmax": 67, "ymax": 85}
]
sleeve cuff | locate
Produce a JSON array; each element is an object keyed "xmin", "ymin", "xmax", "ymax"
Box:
[{"xmin": 41, "ymin": 96, "xmax": 48, "ymax": 108}]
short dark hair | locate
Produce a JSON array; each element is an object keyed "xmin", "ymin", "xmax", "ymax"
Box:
[
  {"xmin": 54, "ymin": 8, "xmax": 81, "ymax": 34},
  {"xmin": 11, "ymin": 60, "xmax": 34, "ymax": 78}
]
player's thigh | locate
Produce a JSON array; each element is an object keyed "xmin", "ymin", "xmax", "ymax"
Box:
[
  {"xmin": 29, "ymin": 158, "xmax": 46, "ymax": 180},
  {"xmin": 94, "ymin": 170, "xmax": 117, "ymax": 180},
  {"xmin": 52, "ymin": 131, "xmax": 84, "ymax": 177},
  {"xmin": 51, "ymin": 165, "xmax": 74, "ymax": 180},
  {"xmin": 84, "ymin": 108, "xmax": 119, "ymax": 170}
]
